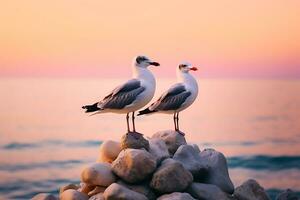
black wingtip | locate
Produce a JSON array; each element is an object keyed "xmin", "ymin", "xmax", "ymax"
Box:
[
  {"xmin": 82, "ymin": 103, "xmax": 100, "ymax": 113},
  {"xmin": 137, "ymin": 108, "xmax": 157, "ymax": 116}
]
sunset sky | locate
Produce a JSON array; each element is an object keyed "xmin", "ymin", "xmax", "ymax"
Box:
[{"xmin": 1, "ymin": 0, "xmax": 300, "ymax": 78}]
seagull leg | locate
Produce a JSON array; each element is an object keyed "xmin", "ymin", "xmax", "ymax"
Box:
[
  {"xmin": 173, "ymin": 112, "xmax": 177, "ymax": 131},
  {"xmin": 126, "ymin": 113, "xmax": 130, "ymax": 133},
  {"xmin": 132, "ymin": 112, "xmax": 136, "ymax": 132},
  {"xmin": 176, "ymin": 112, "xmax": 180, "ymax": 131}
]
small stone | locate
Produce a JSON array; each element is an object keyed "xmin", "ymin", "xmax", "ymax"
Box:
[
  {"xmin": 88, "ymin": 186, "xmax": 106, "ymax": 197},
  {"xmin": 157, "ymin": 192, "xmax": 197, "ymax": 200},
  {"xmin": 81, "ymin": 163, "xmax": 116, "ymax": 187},
  {"xmin": 117, "ymin": 180, "xmax": 156, "ymax": 200},
  {"xmin": 199, "ymin": 148, "xmax": 234, "ymax": 194},
  {"xmin": 149, "ymin": 138, "xmax": 170, "ymax": 164},
  {"xmin": 121, "ymin": 132, "xmax": 150, "ymax": 150},
  {"xmin": 152, "ymin": 130, "xmax": 187, "ymax": 154},
  {"xmin": 150, "ymin": 158, "xmax": 193, "ymax": 193},
  {"xmin": 60, "ymin": 189, "xmax": 89, "ymax": 200},
  {"xmin": 189, "ymin": 143, "xmax": 201, "ymax": 153},
  {"xmin": 97, "ymin": 140, "xmax": 121, "ymax": 163},
  {"xmin": 60, "ymin": 184, "xmax": 80, "ymax": 195},
  {"xmin": 31, "ymin": 193, "xmax": 57, "ymax": 200},
  {"xmin": 173, "ymin": 144, "xmax": 209, "ymax": 179},
  {"xmin": 276, "ymin": 189, "xmax": 299, "ymax": 200},
  {"xmin": 187, "ymin": 182, "xmax": 235, "ymax": 200},
  {"xmin": 78, "ymin": 183, "xmax": 95, "ymax": 195},
  {"xmin": 112, "ymin": 148, "xmax": 156, "ymax": 183},
  {"xmin": 234, "ymin": 179, "xmax": 271, "ymax": 200},
  {"xmin": 89, "ymin": 193, "xmax": 104, "ymax": 200},
  {"xmin": 103, "ymin": 183, "xmax": 148, "ymax": 200}
]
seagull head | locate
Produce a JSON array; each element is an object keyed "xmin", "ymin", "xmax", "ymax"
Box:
[
  {"xmin": 178, "ymin": 62, "xmax": 198, "ymax": 73},
  {"xmin": 134, "ymin": 55, "xmax": 160, "ymax": 68}
]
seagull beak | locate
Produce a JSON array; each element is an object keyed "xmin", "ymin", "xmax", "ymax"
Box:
[
  {"xmin": 189, "ymin": 67, "xmax": 198, "ymax": 71},
  {"xmin": 149, "ymin": 61, "xmax": 160, "ymax": 66}
]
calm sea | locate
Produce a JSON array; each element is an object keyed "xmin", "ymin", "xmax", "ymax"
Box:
[{"xmin": 0, "ymin": 78, "xmax": 299, "ymax": 199}]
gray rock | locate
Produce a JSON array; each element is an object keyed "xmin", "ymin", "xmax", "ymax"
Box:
[
  {"xmin": 187, "ymin": 182, "xmax": 235, "ymax": 200},
  {"xmin": 103, "ymin": 183, "xmax": 148, "ymax": 200},
  {"xmin": 117, "ymin": 180, "xmax": 156, "ymax": 200},
  {"xmin": 31, "ymin": 193, "xmax": 57, "ymax": 200},
  {"xmin": 60, "ymin": 189, "xmax": 89, "ymax": 200},
  {"xmin": 81, "ymin": 163, "xmax": 116, "ymax": 187},
  {"xmin": 152, "ymin": 130, "xmax": 187, "ymax": 154},
  {"xmin": 189, "ymin": 143, "xmax": 201, "ymax": 153},
  {"xmin": 121, "ymin": 132, "xmax": 150, "ymax": 151},
  {"xmin": 112, "ymin": 148, "xmax": 156, "ymax": 183},
  {"xmin": 173, "ymin": 144, "xmax": 209, "ymax": 179},
  {"xmin": 149, "ymin": 138, "xmax": 170, "ymax": 164},
  {"xmin": 150, "ymin": 158, "xmax": 193, "ymax": 193},
  {"xmin": 89, "ymin": 193, "xmax": 104, "ymax": 200},
  {"xmin": 276, "ymin": 189, "xmax": 299, "ymax": 200},
  {"xmin": 234, "ymin": 179, "xmax": 271, "ymax": 200},
  {"xmin": 199, "ymin": 148, "xmax": 234, "ymax": 194},
  {"xmin": 157, "ymin": 192, "xmax": 196, "ymax": 200}
]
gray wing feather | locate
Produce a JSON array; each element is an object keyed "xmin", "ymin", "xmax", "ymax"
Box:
[
  {"xmin": 150, "ymin": 83, "xmax": 191, "ymax": 111},
  {"xmin": 99, "ymin": 79, "xmax": 145, "ymax": 109}
]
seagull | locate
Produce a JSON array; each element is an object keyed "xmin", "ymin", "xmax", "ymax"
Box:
[
  {"xmin": 138, "ymin": 62, "xmax": 198, "ymax": 135},
  {"xmin": 82, "ymin": 55, "xmax": 160, "ymax": 133}
]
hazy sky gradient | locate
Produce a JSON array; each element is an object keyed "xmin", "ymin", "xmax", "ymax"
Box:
[{"xmin": 1, "ymin": 0, "xmax": 300, "ymax": 78}]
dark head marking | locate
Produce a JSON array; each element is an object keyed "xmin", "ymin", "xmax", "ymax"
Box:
[
  {"xmin": 179, "ymin": 64, "xmax": 187, "ymax": 70},
  {"xmin": 136, "ymin": 56, "xmax": 148, "ymax": 64}
]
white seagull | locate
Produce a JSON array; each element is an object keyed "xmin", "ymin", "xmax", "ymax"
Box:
[
  {"xmin": 82, "ymin": 55, "xmax": 160, "ymax": 133},
  {"xmin": 138, "ymin": 62, "xmax": 198, "ymax": 135}
]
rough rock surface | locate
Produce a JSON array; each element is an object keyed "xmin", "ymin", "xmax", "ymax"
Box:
[
  {"xmin": 97, "ymin": 140, "xmax": 121, "ymax": 163},
  {"xmin": 157, "ymin": 192, "xmax": 197, "ymax": 200},
  {"xmin": 121, "ymin": 132, "xmax": 150, "ymax": 151},
  {"xmin": 152, "ymin": 130, "xmax": 187, "ymax": 154},
  {"xmin": 187, "ymin": 182, "xmax": 235, "ymax": 200},
  {"xmin": 189, "ymin": 143, "xmax": 201, "ymax": 153},
  {"xmin": 59, "ymin": 184, "xmax": 80, "ymax": 195},
  {"xmin": 31, "ymin": 193, "xmax": 58, "ymax": 200},
  {"xmin": 81, "ymin": 163, "xmax": 116, "ymax": 187},
  {"xmin": 117, "ymin": 180, "xmax": 156, "ymax": 200},
  {"xmin": 60, "ymin": 189, "xmax": 89, "ymax": 200},
  {"xmin": 276, "ymin": 189, "xmax": 300, "ymax": 200},
  {"xmin": 112, "ymin": 148, "xmax": 156, "ymax": 183},
  {"xmin": 199, "ymin": 148, "xmax": 234, "ymax": 194},
  {"xmin": 234, "ymin": 179, "xmax": 271, "ymax": 200},
  {"xmin": 103, "ymin": 183, "xmax": 148, "ymax": 200},
  {"xmin": 149, "ymin": 138, "xmax": 170, "ymax": 164},
  {"xmin": 150, "ymin": 158, "xmax": 193, "ymax": 193},
  {"xmin": 89, "ymin": 193, "xmax": 104, "ymax": 200},
  {"xmin": 87, "ymin": 186, "xmax": 106, "ymax": 197},
  {"xmin": 173, "ymin": 144, "xmax": 208, "ymax": 178}
]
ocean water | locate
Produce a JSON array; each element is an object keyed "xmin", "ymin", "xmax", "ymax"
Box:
[{"xmin": 0, "ymin": 78, "xmax": 300, "ymax": 199}]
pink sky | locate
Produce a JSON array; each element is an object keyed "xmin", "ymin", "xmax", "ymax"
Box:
[{"xmin": 0, "ymin": 0, "xmax": 300, "ymax": 78}]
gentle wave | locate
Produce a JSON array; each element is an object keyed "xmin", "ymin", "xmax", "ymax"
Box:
[
  {"xmin": 228, "ymin": 155, "xmax": 300, "ymax": 170},
  {"xmin": 267, "ymin": 189, "xmax": 300, "ymax": 200}
]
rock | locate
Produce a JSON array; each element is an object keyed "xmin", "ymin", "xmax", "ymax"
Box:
[
  {"xmin": 89, "ymin": 193, "xmax": 104, "ymax": 200},
  {"xmin": 276, "ymin": 189, "xmax": 299, "ymax": 200},
  {"xmin": 31, "ymin": 193, "xmax": 58, "ymax": 200},
  {"xmin": 199, "ymin": 148, "xmax": 234, "ymax": 194},
  {"xmin": 103, "ymin": 183, "xmax": 148, "ymax": 200},
  {"xmin": 60, "ymin": 189, "xmax": 89, "ymax": 200},
  {"xmin": 234, "ymin": 179, "xmax": 271, "ymax": 200},
  {"xmin": 112, "ymin": 148, "xmax": 156, "ymax": 183},
  {"xmin": 121, "ymin": 132, "xmax": 150, "ymax": 151},
  {"xmin": 60, "ymin": 184, "xmax": 80, "ymax": 195},
  {"xmin": 149, "ymin": 138, "xmax": 170, "ymax": 163},
  {"xmin": 152, "ymin": 130, "xmax": 187, "ymax": 154},
  {"xmin": 81, "ymin": 163, "xmax": 116, "ymax": 187},
  {"xmin": 173, "ymin": 144, "xmax": 209, "ymax": 179},
  {"xmin": 117, "ymin": 180, "xmax": 156, "ymax": 200},
  {"xmin": 157, "ymin": 192, "xmax": 197, "ymax": 200},
  {"xmin": 150, "ymin": 158, "xmax": 193, "ymax": 193},
  {"xmin": 189, "ymin": 143, "xmax": 201, "ymax": 153},
  {"xmin": 88, "ymin": 186, "xmax": 106, "ymax": 197},
  {"xmin": 78, "ymin": 183, "xmax": 96, "ymax": 195},
  {"xmin": 187, "ymin": 182, "xmax": 235, "ymax": 200},
  {"xmin": 97, "ymin": 140, "xmax": 121, "ymax": 163}
]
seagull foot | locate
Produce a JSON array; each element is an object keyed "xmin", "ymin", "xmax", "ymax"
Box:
[{"xmin": 176, "ymin": 130, "xmax": 185, "ymax": 136}]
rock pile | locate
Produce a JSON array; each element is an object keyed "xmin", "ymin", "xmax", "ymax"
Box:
[{"xmin": 32, "ymin": 130, "xmax": 298, "ymax": 200}]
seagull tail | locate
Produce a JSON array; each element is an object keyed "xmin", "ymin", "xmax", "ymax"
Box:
[
  {"xmin": 137, "ymin": 108, "xmax": 157, "ymax": 116},
  {"xmin": 82, "ymin": 103, "xmax": 101, "ymax": 113}
]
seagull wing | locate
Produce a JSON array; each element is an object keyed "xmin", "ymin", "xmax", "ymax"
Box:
[
  {"xmin": 150, "ymin": 83, "xmax": 191, "ymax": 111},
  {"xmin": 99, "ymin": 79, "xmax": 145, "ymax": 109}
]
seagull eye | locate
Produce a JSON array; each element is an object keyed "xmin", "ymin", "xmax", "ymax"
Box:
[
  {"xmin": 179, "ymin": 64, "xmax": 186, "ymax": 69},
  {"xmin": 136, "ymin": 56, "xmax": 147, "ymax": 64}
]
